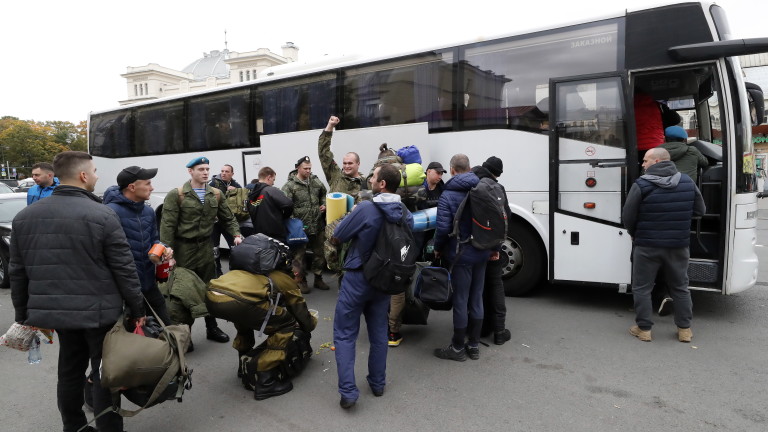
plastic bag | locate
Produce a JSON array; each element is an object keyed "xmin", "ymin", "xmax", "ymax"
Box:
[{"xmin": 0, "ymin": 323, "xmax": 39, "ymax": 351}]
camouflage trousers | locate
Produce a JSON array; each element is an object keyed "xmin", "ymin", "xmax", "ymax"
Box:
[{"xmin": 292, "ymin": 232, "xmax": 326, "ymax": 279}]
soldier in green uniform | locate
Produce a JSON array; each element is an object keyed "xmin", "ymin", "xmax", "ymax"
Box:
[
  {"xmin": 160, "ymin": 156, "xmax": 243, "ymax": 344},
  {"xmin": 282, "ymin": 156, "xmax": 329, "ymax": 293},
  {"xmin": 318, "ymin": 116, "xmax": 366, "ymax": 200}
]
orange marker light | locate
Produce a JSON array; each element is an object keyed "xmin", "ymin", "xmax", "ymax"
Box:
[{"xmin": 583, "ymin": 202, "xmax": 596, "ymax": 209}]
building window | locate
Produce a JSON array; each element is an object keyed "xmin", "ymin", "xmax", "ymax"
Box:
[
  {"xmin": 139, "ymin": 85, "xmax": 143, "ymax": 96},
  {"xmin": 134, "ymin": 84, "xmax": 138, "ymax": 96},
  {"xmin": 253, "ymin": 69, "xmax": 257, "ymax": 80},
  {"xmin": 246, "ymin": 71, "xmax": 251, "ymax": 81},
  {"xmin": 239, "ymin": 71, "xmax": 244, "ymax": 82},
  {"xmin": 144, "ymin": 83, "xmax": 148, "ymax": 95}
]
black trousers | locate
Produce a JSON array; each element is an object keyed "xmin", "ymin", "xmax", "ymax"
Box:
[
  {"xmin": 482, "ymin": 258, "xmax": 507, "ymax": 334},
  {"xmin": 57, "ymin": 326, "xmax": 122, "ymax": 432}
]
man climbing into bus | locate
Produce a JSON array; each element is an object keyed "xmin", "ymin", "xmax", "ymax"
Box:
[
  {"xmin": 317, "ymin": 116, "xmax": 366, "ymax": 201},
  {"xmin": 622, "ymin": 147, "xmax": 705, "ymax": 343}
]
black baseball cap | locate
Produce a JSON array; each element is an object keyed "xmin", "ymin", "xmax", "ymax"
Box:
[
  {"xmin": 426, "ymin": 162, "xmax": 446, "ymax": 173},
  {"xmin": 117, "ymin": 166, "xmax": 158, "ymax": 189}
]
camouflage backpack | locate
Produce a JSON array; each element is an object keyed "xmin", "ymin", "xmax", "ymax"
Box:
[{"xmin": 226, "ymin": 188, "xmax": 251, "ymax": 221}]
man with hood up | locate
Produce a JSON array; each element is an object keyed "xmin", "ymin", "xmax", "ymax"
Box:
[
  {"xmin": 282, "ymin": 156, "xmax": 329, "ymax": 293},
  {"xmin": 659, "ymin": 126, "xmax": 708, "ymax": 182},
  {"xmin": 622, "ymin": 147, "xmax": 705, "ymax": 343},
  {"xmin": 329, "ymin": 163, "xmax": 414, "ymax": 410}
]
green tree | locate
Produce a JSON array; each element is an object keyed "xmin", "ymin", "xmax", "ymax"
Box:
[
  {"xmin": 45, "ymin": 120, "xmax": 87, "ymax": 151},
  {"xmin": 0, "ymin": 121, "xmax": 67, "ymax": 171}
]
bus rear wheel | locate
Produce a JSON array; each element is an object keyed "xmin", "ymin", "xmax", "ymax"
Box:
[{"xmin": 501, "ymin": 224, "xmax": 545, "ymax": 297}]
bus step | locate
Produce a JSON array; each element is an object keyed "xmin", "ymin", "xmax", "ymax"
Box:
[{"xmin": 688, "ymin": 260, "xmax": 718, "ymax": 284}]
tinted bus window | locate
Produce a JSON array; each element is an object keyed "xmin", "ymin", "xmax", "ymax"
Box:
[
  {"xmin": 89, "ymin": 111, "xmax": 132, "ymax": 158},
  {"xmin": 342, "ymin": 52, "xmax": 454, "ymax": 130},
  {"xmin": 134, "ymin": 100, "xmax": 184, "ymax": 156},
  {"xmin": 463, "ymin": 22, "xmax": 620, "ymax": 131},
  {"xmin": 258, "ymin": 75, "xmax": 336, "ymax": 135},
  {"xmin": 187, "ymin": 89, "xmax": 250, "ymax": 151}
]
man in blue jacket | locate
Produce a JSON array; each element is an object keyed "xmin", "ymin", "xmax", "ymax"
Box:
[
  {"xmin": 622, "ymin": 147, "xmax": 705, "ymax": 343},
  {"xmin": 433, "ymin": 154, "xmax": 496, "ymax": 361},
  {"xmin": 330, "ymin": 163, "xmax": 413, "ymax": 409},
  {"xmin": 26, "ymin": 162, "xmax": 59, "ymax": 204},
  {"xmin": 103, "ymin": 166, "xmax": 172, "ymax": 324}
]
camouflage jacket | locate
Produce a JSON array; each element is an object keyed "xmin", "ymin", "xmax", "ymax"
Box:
[
  {"xmin": 281, "ymin": 171, "xmax": 327, "ymax": 235},
  {"xmin": 160, "ymin": 181, "xmax": 240, "ymax": 248},
  {"xmin": 317, "ymin": 130, "xmax": 366, "ymax": 201},
  {"xmin": 158, "ymin": 266, "xmax": 209, "ymax": 326}
]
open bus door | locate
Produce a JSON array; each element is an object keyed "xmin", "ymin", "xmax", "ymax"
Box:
[{"xmin": 549, "ymin": 75, "xmax": 634, "ymax": 288}]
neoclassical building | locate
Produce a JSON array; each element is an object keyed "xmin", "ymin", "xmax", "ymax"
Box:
[{"xmin": 119, "ymin": 42, "xmax": 299, "ymax": 105}]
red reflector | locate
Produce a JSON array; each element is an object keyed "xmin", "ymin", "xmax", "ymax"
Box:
[
  {"xmin": 583, "ymin": 202, "xmax": 596, "ymax": 209},
  {"xmin": 585, "ymin": 177, "xmax": 597, "ymax": 187}
]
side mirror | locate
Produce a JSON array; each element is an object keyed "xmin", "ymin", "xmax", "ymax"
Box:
[{"xmin": 746, "ymin": 82, "xmax": 765, "ymax": 126}]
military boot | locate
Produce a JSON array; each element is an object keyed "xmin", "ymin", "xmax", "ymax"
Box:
[
  {"xmin": 254, "ymin": 369, "xmax": 293, "ymax": 400},
  {"xmin": 314, "ymin": 273, "xmax": 330, "ymax": 290}
]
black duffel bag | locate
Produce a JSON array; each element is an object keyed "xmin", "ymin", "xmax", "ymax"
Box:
[{"xmin": 415, "ymin": 259, "xmax": 453, "ymax": 311}]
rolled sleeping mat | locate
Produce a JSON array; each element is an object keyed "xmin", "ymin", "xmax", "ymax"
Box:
[
  {"xmin": 411, "ymin": 207, "xmax": 437, "ymax": 232},
  {"xmin": 326, "ymin": 192, "xmax": 350, "ymax": 224}
]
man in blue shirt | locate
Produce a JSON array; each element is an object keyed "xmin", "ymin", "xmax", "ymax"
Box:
[{"xmin": 27, "ymin": 162, "xmax": 59, "ymax": 204}]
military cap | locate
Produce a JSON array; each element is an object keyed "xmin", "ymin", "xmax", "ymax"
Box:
[{"xmin": 186, "ymin": 156, "xmax": 210, "ymax": 168}]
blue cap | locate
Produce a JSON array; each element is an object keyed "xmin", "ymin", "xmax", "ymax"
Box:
[
  {"xmin": 664, "ymin": 126, "xmax": 688, "ymax": 140},
  {"xmin": 186, "ymin": 156, "xmax": 210, "ymax": 168}
]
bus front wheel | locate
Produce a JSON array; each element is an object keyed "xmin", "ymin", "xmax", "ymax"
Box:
[{"xmin": 501, "ymin": 224, "xmax": 545, "ymax": 297}]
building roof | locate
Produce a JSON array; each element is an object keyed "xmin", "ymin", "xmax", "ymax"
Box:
[{"xmin": 181, "ymin": 49, "xmax": 230, "ymax": 81}]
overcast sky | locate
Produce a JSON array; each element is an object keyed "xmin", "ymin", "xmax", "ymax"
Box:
[{"xmin": 0, "ymin": 0, "xmax": 763, "ymax": 124}]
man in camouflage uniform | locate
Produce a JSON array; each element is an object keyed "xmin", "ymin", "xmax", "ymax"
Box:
[
  {"xmin": 206, "ymin": 270, "xmax": 317, "ymax": 400},
  {"xmin": 160, "ymin": 156, "xmax": 243, "ymax": 344},
  {"xmin": 318, "ymin": 116, "xmax": 366, "ymax": 200},
  {"xmin": 282, "ymin": 156, "xmax": 329, "ymax": 293}
]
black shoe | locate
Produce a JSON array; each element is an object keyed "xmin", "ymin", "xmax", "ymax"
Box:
[
  {"xmin": 187, "ymin": 340, "xmax": 195, "ymax": 353},
  {"xmin": 340, "ymin": 397, "xmax": 356, "ymax": 409},
  {"xmin": 494, "ymin": 329, "xmax": 512, "ymax": 345},
  {"xmin": 371, "ymin": 386, "xmax": 384, "ymax": 397},
  {"xmin": 465, "ymin": 344, "xmax": 480, "ymax": 360},
  {"xmin": 433, "ymin": 344, "xmax": 467, "ymax": 362},
  {"xmin": 207, "ymin": 326, "xmax": 230, "ymax": 343},
  {"xmin": 83, "ymin": 378, "xmax": 93, "ymax": 411}
]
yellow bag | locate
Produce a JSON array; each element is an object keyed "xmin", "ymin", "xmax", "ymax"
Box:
[{"xmin": 399, "ymin": 163, "xmax": 426, "ymax": 187}]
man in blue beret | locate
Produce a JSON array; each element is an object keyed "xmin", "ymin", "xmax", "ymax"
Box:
[{"xmin": 160, "ymin": 156, "xmax": 243, "ymax": 345}]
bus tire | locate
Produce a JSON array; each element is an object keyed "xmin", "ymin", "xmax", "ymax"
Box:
[{"xmin": 501, "ymin": 223, "xmax": 545, "ymax": 297}]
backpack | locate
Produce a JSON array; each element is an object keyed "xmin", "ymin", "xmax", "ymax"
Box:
[
  {"xmin": 363, "ymin": 203, "xmax": 419, "ymax": 295},
  {"xmin": 226, "ymin": 188, "xmax": 251, "ymax": 221},
  {"xmin": 230, "ymin": 233, "xmax": 292, "ymax": 275},
  {"xmin": 284, "ymin": 218, "xmax": 309, "ymax": 246},
  {"xmin": 451, "ymin": 177, "xmax": 508, "ymax": 250},
  {"xmin": 396, "ymin": 145, "xmax": 422, "ymax": 164}
]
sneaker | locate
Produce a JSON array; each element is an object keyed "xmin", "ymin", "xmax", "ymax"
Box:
[
  {"xmin": 494, "ymin": 329, "xmax": 512, "ymax": 345},
  {"xmin": 340, "ymin": 397, "xmax": 356, "ymax": 409},
  {"xmin": 314, "ymin": 275, "xmax": 330, "ymax": 291},
  {"xmin": 207, "ymin": 326, "xmax": 230, "ymax": 343},
  {"xmin": 677, "ymin": 327, "xmax": 693, "ymax": 343},
  {"xmin": 658, "ymin": 297, "xmax": 673, "ymax": 316},
  {"xmin": 433, "ymin": 345, "xmax": 467, "ymax": 362},
  {"xmin": 629, "ymin": 325, "xmax": 652, "ymax": 342},
  {"xmin": 465, "ymin": 344, "xmax": 480, "ymax": 360},
  {"xmin": 388, "ymin": 332, "xmax": 403, "ymax": 347}
]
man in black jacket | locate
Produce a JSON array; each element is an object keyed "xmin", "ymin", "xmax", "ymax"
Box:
[
  {"xmin": 10, "ymin": 151, "xmax": 146, "ymax": 432},
  {"xmin": 248, "ymin": 166, "xmax": 294, "ymax": 242}
]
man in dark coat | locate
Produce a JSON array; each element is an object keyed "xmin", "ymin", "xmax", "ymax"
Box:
[
  {"xmin": 433, "ymin": 154, "xmax": 495, "ymax": 361},
  {"xmin": 622, "ymin": 147, "xmax": 705, "ymax": 343},
  {"xmin": 10, "ymin": 151, "xmax": 146, "ymax": 432},
  {"xmin": 248, "ymin": 166, "xmax": 294, "ymax": 242},
  {"xmin": 209, "ymin": 164, "xmax": 243, "ymax": 276}
]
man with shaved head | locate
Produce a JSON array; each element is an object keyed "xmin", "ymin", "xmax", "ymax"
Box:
[
  {"xmin": 622, "ymin": 147, "xmax": 705, "ymax": 343},
  {"xmin": 317, "ymin": 116, "xmax": 366, "ymax": 201}
]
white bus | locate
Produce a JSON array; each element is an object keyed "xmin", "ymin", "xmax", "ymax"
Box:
[{"xmin": 89, "ymin": 1, "xmax": 767, "ymax": 296}]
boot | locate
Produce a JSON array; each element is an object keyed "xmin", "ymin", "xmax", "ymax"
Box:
[
  {"xmin": 298, "ymin": 280, "xmax": 310, "ymax": 294},
  {"xmin": 314, "ymin": 274, "xmax": 330, "ymax": 290},
  {"xmin": 254, "ymin": 369, "xmax": 293, "ymax": 400}
]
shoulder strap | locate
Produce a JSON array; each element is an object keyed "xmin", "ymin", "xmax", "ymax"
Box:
[{"xmin": 177, "ymin": 184, "xmax": 185, "ymax": 204}]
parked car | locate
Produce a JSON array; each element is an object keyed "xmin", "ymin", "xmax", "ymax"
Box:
[
  {"xmin": 0, "ymin": 179, "xmax": 19, "ymax": 190},
  {"xmin": 0, "ymin": 193, "xmax": 28, "ymax": 287},
  {"xmin": 0, "ymin": 182, "xmax": 16, "ymax": 194},
  {"xmin": 15, "ymin": 178, "xmax": 35, "ymax": 193}
]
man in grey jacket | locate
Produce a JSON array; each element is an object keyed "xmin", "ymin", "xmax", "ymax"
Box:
[
  {"xmin": 11, "ymin": 151, "xmax": 146, "ymax": 432},
  {"xmin": 622, "ymin": 147, "xmax": 705, "ymax": 343}
]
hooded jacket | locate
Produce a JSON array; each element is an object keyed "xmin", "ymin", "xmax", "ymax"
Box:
[
  {"xmin": 10, "ymin": 185, "xmax": 145, "ymax": 328},
  {"xmin": 103, "ymin": 185, "xmax": 159, "ymax": 293},
  {"xmin": 26, "ymin": 177, "xmax": 60, "ymax": 205},
  {"xmin": 622, "ymin": 161, "xmax": 705, "ymax": 248},
  {"xmin": 247, "ymin": 181, "xmax": 294, "ymax": 241},
  {"xmin": 659, "ymin": 140, "xmax": 708, "ymax": 182},
  {"xmin": 333, "ymin": 193, "xmax": 414, "ymax": 271},
  {"xmin": 433, "ymin": 171, "xmax": 491, "ymax": 264},
  {"xmin": 281, "ymin": 170, "xmax": 327, "ymax": 235}
]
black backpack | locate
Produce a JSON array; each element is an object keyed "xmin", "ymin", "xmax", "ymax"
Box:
[
  {"xmin": 363, "ymin": 203, "xmax": 419, "ymax": 295},
  {"xmin": 230, "ymin": 233, "xmax": 292, "ymax": 275},
  {"xmin": 451, "ymin": 177, "xmax": 507, "ymax": 250}
]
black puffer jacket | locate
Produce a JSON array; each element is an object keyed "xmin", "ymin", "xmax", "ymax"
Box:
[{"xmin": 10, "ymin": 185, "xmax": 145, "ymax": 329}]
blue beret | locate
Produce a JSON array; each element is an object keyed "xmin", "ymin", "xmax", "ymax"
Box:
[
  {"xmin": 186, "ymin": 156, "xmax": 210, "ymax": 168},
  {"xmin": 664, "ymin": 126, "xmax": 688, "ymax": 140}
]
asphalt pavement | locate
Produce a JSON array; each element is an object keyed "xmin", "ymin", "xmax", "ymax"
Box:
[{"xmin": 2, "ymin": 221, "xmax": 768, "ymax": 431}]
